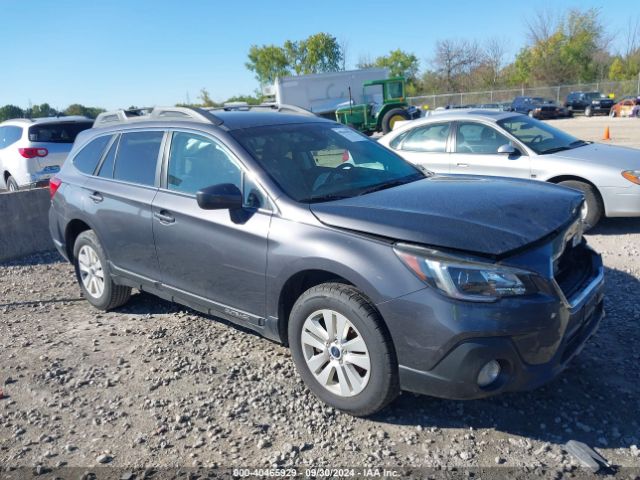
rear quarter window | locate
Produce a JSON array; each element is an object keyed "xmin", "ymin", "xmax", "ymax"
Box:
[
  {"xmin": 72, "ymin": 135, "xmax": 114, "ymax": 175},
  {"xmin": 28, "ymin": 122, "xmax": 93, "ymax": 144},
  {"xmin": 0, "ymin": 126, "xmax": 23, "ymax": 148}
]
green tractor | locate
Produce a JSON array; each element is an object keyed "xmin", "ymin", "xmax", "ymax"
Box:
[{"xmin": 335, "ymin": 77, "xmax": 421, "ymax": 135}]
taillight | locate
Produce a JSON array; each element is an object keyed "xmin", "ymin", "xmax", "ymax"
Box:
[
  {"xmin": 19, "ymin": 147, "xmax": 48, "ymax": 158},
  {"xmin": 342, "ymin": 150, "xmax": 350, "ymax": 162},
  {"xmin": 49, "ymin": 177, "xmax": 62, "ymax": 199}
]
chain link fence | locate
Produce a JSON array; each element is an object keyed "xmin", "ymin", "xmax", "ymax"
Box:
[{"xmin": 407, "ymin": 79, "xmax": 640, "ymax": 109}]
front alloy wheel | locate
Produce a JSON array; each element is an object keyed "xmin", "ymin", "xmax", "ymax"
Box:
[
  {"xmin": 301, "ymin": 309, "xmax": 371, "ymax": 397},
  {"xmin": 288, "ymin": 283, "xmax": 399, "ymax": 417}
]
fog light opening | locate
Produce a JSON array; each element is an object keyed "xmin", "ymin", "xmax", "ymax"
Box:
[{"xmin": 477, "ymin": 360, "xmax": 502, "ymax": 388}]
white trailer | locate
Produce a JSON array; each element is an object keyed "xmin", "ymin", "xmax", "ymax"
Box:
[{"xmin": 265, "ymin": 68, "xmax": 389, "ymax": 115}]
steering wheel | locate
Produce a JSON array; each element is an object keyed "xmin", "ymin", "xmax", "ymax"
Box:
[
  {"xmin": 323, "ymin": 163, "xmax": 354, "ymax": 186},
  {"xmin": 530, "ymin": 134, "xmax": 543, "ymax": 143}
]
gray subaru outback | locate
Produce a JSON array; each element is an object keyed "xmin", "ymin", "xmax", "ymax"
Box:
[{"xmin": 48, "ymin": 106, "xmax": 604, "ymax": 416}]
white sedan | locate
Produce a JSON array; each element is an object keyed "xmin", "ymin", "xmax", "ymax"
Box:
[{"xmin": 378, "ymin": 110, "xmax": 640, "ymax": 228}]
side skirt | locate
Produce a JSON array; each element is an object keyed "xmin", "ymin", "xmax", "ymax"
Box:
[{"xmin": 110, "ymin": 263, "xmax": 282, "ymax": 343}]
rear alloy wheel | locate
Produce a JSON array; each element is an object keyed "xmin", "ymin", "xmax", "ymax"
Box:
[
  {"xmin": 558, "ymin": 180, "xmax": 603, "ymax": 230},
  {"xmin": 289, "ymin": 283, "xmax": 399, "ymax": 416},
  {"xmin": 6, "ymin": 175, "xmax": 18, "ymax": 192},
  {"xmin": 73, "ymin": 230, "xmax": 131, "ymax": 310},
  {"xmin": 585, "ymin": 106, "xmax": 593, "ymax": 117},
  {"xmin": 381, "ymin": 108, "xmax": 410, "ymax": 134}
]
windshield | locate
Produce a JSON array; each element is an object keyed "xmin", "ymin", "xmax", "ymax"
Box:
[
  {"xmin": 28, "ymin": 122, "xmax": 93, "ymax": 144},
  {"xmin": 363, "ymin": 84, "xmax": 383, "ymax": 104},
  {"xmin": 584, "ymin": 92, "xmax": 604, "ymax": 100},
  {"xmin": 498, "ymin": 115, "xmax": 587, "ymax": 155},
  {"xmin": 231, "ymin": 122, "xmax": 425, "ymax": 203}
]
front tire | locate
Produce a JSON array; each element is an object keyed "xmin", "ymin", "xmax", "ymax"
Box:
[
  {"xmin": 73, "ymin": 230, "xmax": 131, "ymax": 310},
  {"xmin": 558, "ymin": 180, "xmax": 603, "ymax": 229},
  {"xmin": 585, "ymin": 106, "xmax": 593, "ymax": 117},
  {"xmin": 288, "ymin": 283, "xmax": 399, "ymax": 417}
]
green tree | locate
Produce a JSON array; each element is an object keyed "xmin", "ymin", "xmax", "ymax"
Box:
[
  {"xmin": 284, "ymin": 33, "xmax": 343, "ymax": 75},
  {"xmin": 198, "ymin": 88, "xmax": 220, "ymax": 107},
  {"xmin": 63, "ymin": 104, "xmax": 104, "ymax": 118},
  {"xmin": 506, "ymin": 8, "xmax": 607, "ymax": 86},
  {"xmin": 245, "ymin": 44, "xmax": 291, "ymax": 85},
  {"xmin": 608, "ymin": 57, "xmax": 627, "ymax": 80},
  {"xmin": 224, "ymin": 94, "xmax": 262, "ymax": 105},
  {"xmin": 246, "ymin": 33, "xmax": 343, "ymax": 85},
  {"xmin": 30, "ymin": 103, "xmax": 56, "ymax": 118},
  {"xmin": 0, "ymin": 105, "xmax": 24, "ymax": 122},
  {"xmin": 372, "ymin": 49, "xmax": 419, "ymax": 81}
]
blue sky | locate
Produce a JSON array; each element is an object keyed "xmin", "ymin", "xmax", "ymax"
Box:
[{"xmin": 0, "ymin": 0, "xmax": 635, "ymax": 110}]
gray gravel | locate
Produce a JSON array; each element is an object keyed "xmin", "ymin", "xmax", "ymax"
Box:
[{"xmin": 0, "ymin": 219, "xmax": 639, "ymax": 476}]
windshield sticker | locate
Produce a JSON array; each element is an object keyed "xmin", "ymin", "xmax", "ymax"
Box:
[{"xmin": 332, "ymin": 127, "xmax": 367, "ymax": 142}]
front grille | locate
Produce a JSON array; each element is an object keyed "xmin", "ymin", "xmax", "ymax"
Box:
[
  {"xmin": 554, "ymin": 243, "xmax": 593, "ymax": 300},
  {"xmin": 541, "ymin": 106, "xmax": 556, "ymax": 112}
]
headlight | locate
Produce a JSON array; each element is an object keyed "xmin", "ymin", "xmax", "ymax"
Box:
[
  {"xmin": 622, "ymin": 170, "xmax": 640, "ymax": 185},
  {"xmin": 394, "ymin": 245, "xmax": 538, "ymax": 302}
]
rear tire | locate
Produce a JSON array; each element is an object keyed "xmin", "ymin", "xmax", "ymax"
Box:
[
  {"xmin": 6, "ymin": 175, "xmax": 18, "ymax": 192},
  {"xmin": 288, "ymin": 283, "xmax": 399, "ymax": 417},
  {"xmin": 73, "ymin": 230, "xmax": 131, "ymax": 310},
  {"xmin": 381, "ymin": 108, "xmax": 410, "ymax": 134},
  {"xmin": 558, "ymin": 180, "xmax": 603, "ymax": 230}
]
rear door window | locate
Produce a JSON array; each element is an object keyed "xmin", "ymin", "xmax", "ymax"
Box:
[
  {"xmin": 401, "ymin": 123, "xmax": 451, "ymax": 152},
  {"xmin": 97, "ymin": 136, "xmax": 119, "ymax": 178},
  {"xmin": 112, "ymin": 131, "xmax": 164, "ymax": 186},
  {"xmin": 73, "ymin": 135, "xmax": 113, "ymax": 175},
  {"xmin": 28, "ymin": 122, "xmax": 93, "ymax": 143}
]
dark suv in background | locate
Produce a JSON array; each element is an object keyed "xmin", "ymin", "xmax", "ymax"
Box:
[
  {"xmin": 564, "ymin": 91, "xmax": 614, "ymax": 116},
  {"xmin": 511, "ymin": 96, "xmax": 559, "ymax": 119},
  {"xmin": 48, "ymin": 106, "xmax": 604, "ymax": 416}
]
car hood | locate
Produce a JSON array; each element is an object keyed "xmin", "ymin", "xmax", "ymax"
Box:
[
  {"xmin": 309, "ymin": 176, "xmax": 583, "ymax": 257},
  {"xmin": 550, "ymin": 143, "xmax": 640, "ymax": 169}
]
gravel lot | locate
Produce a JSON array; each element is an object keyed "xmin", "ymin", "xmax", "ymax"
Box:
[
  {"xmin": 1, "ymin": 117, "xmax": 640, "ymax": 477},
  {"xmin": 1, "ymin": 219, "xmax": 639, "ymax": 477},
  {"xmin": 546, "ymin": 116, "xmax": 640, "ymax": 149}
]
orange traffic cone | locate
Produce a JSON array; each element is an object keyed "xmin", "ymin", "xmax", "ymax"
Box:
[{"xmin": 603, "ymin": 126, "xmax": 610, "ymax": 140}]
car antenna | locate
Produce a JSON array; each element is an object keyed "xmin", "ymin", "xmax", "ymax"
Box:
[{"xmin": 349, "ymin": 86, "xmax": 353, "ymax": 116}]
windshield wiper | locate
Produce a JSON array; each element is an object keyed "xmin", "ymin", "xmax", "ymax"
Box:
[
  {"xmin": 304, "ymin": 194, "xmax": 351, "ymax": 203},
  {"xmin": 357, "ymin": 178, "xmax": 416, "ymax": 196},
  {"xmin": 569, "ymin": 140, "xmax": 589, "ymax": 148},
  {"xmin": 540, "ymin": 146, "xmax": 571, "ymax": 154}
]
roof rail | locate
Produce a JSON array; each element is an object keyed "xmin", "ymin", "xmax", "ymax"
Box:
[
  {"xmin": 207, "ymin": 103, "xmax": 317, "ymax": 117},
  {"xmin": 93, "ymin": 106, "xmax": 223, "ymax": 128}
]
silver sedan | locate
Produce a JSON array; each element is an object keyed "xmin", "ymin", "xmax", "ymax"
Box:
[{"xmin": 378, "ymin": 110, "xmax": 640, "ymax": 228}]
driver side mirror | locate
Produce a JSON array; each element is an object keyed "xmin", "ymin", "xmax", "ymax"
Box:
[
  {"xmin": 196, "ymin": 183, "xmax": 242, "ymax": 210},
  {"xmin": 497, "ymin": 144, "xmax": 519, "ymax": 156}
]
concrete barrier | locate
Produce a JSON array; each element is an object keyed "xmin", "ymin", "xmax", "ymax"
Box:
[{"xmin": 0, "ymin": 188, "xmax": 53, "ymax": 262}]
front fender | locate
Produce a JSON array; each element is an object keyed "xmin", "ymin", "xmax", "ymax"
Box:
[{"xmin": 265, "ymin": 216, "xmax": 426, "ymax": 320}]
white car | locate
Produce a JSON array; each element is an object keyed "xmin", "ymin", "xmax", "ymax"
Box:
[
  {"xmin": 378, "ymin": 110, "xmax": 640, "ymax": 228},
  {"xmin": 0, "ymin": 116, "xmax": 93, "ymax": 191}
]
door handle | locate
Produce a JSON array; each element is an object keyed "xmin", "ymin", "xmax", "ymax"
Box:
[
  {"xmin": 154, "ymin": 211, "xmax": 175, "ymax": 224},
  {"xmin": 88, "ymin": 192, "xmax": 103, "ymax": 203},
  {"xmin": 456, "ymin": 163, "xmax": 469, "ymax": 167}
]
